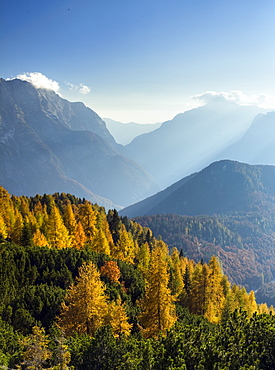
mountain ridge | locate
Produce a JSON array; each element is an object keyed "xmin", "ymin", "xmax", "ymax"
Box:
[
  {"xmin": 0, "ymin": 78, "xmax": 158, "ymax": 207},
  {"xmin": 120, "ymin": 160, "xmax": 275, "ymax": 218}
]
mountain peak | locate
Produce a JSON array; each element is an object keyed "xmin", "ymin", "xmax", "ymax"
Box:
[{"xmin": 120, "ymin": 160, "xmax": 275, "ymax": 218}]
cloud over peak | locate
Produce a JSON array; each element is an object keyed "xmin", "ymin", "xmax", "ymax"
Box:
[
  {"xmin": 66, "ymin": 82, "xmax": 91, "ymax": 95},
  {"xmin": 14, "ymin": 72, "xmax": 61, "ymax": 94},
  {"xmin": 193, "ymin": 90, "xmax": 270, "ymax": 108}
]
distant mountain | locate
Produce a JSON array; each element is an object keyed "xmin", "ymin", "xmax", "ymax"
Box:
[
  {"xmin": 126, "ymin": 160, "xmax": 275, "ymax": 292},
  {"xmin": 216, "ymin": 111, "xmax": 275, "ymax": 165},
  {"xmin": 126, "ymin": 98, "xmax": 265, "ymax": 188},
  {"xmin": 120, "ymin": 160, "xmax": 275, "ymax": 218},
  {"xmin": 0, "ymin": 78, "xmax": 158, "ymax": 207},
  {"xmin": 104, "ymin": 118, "xmax": 162, "ymax": 145}
]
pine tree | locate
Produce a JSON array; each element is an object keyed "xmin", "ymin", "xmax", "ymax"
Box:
[
  {"xmin": 139, "ymin": 241, "xmax": 177, "ymax": 338},
  {"xmin": 58, "ymin": 261, "xmax": 108, "ymax": 337}
]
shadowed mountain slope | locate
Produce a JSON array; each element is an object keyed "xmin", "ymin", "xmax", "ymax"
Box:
[
  {"xmin": 0, "ymin": 78, "xmax": 158, "ymax": 207},
  {"xmin": 120, "ymin": 160, "xmax": 275, "ymax": 218}
]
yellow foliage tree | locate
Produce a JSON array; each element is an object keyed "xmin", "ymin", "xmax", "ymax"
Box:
[
  {"xmin": 10, "ymin": 208, "xmax": 23, "ymax": 244},
  {"xmin": 0, "ymin": 213, "xmax": 7, "ymax": 239},
  {"xmin": 205, "ymin": 256, "xmax": 226, "ymax": 323},
  {"xmin": 136, "ymin": 243, "xmax": 151, "ymax": 277},
  {"xmin": 169, "ymin": 247, "xmax": 184, "ymax": 296},
  {"xmin": 33, "ymin": 229, "xmax": 48, "ymax": 247},
  {"xmin": 107, "ymin": 299, "xmax": 132, "ymax": 337},
  {"xmin": 73, "ymin": 221, "xmax": 86, "ymax": 249},
  {"xmin": 114, "ymin": 224, "xmax": 135, "ymax": 263},
  {"xmin": 139, "ymin": 241, "xmax": 177, "ymax": 338},
  {"xmin": 47, "ymin": 206, "xmax": 71, "ymax": 249},
  {"xmin": 58, "ymin": 261, "xmax": 108, "ymax": 337},
  {"xmin": 189, "ymin": 262, "xmax": 209, "ymax": 316},
  {"xmin": 20, "ymin": 326, "xmax": 51, "ymax": 369},
  {"xmin": 77, "ymin": 202, "xmax": 97, "ymax": 242},
  {"xmin": 63, "ymin": 204, "xmax": 77, "ymax": 235},
  {"xmin": 92, "ymin": 228, "xmax": 110, "ymax": 255}
]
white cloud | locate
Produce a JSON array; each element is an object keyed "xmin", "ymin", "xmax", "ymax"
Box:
[
  {"xmin": 66, "ymin": 81, "xmax": 91, "ymax": 95},
  {"xmin": 14, "ymin": 72, "xmax": 60, "ymax": 94},
  {"xmin": 192, "ymin": 90, "xmax": 273, "ymax": 108}
]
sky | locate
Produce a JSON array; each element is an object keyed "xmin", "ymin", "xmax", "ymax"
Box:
[{"xmin": 1, "ymin": 0, "xmax": 275, "ymax": 123}]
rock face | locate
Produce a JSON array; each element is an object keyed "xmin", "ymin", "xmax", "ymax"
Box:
[{"xmin": 0, "ymin": 78, "xmax": 158, "ymax": 207}]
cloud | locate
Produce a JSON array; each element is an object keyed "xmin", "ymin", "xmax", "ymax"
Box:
[
  {"xmin": 192, "ymin": 90, "xmax": 270, "ymax": 107},
  {"xmin": 14, "ymin": 72, "xmax": 60, "ymax": 94},
  {"xmin": 66, "ymin": 82, "xmax": 91, "ymax": 95}
]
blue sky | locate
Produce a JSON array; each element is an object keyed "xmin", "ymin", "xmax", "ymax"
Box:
[{"xmin": 1, "ymin": 0, "xmax": 275, "ymax": 123}]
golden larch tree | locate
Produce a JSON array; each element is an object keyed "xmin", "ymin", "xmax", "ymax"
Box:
[
  {"xmin": 169, "ymin": 247, "xmax": 184, "ymax": 296},
  {"xmin": 58, "ymin": 261, "xmax": 108, "ymax": 337},
  {"xmin": 63, "ymin": 203, "xmax": 77, "ymax": 235},
  {"xmin": 107, "ymin": 299, "xmax": 132, "ymax": 337},
  {"xmin": 47, "ymin": 206, "xmax": 71, "ymax": 249},
  {"xmin": 73, "ymin": 221, "xmax": 86, "ymax": 249},
  {"xmin": 0, "ymin": 213, "xmax": 7, "ymax": 239},
  {"xmin": 139, "ymin": 241, "xmax": 177, "ymax": 338},
  {"xmin": 77, "ymin": 202, "xmax": 97, "ymax": 242},
  {"xmin": 92, "ymin": 228, "xmax": 111, "ymax": 255},
  {"xmin": 114, "ymin": 224, "xmax": 135, "ymax": 263},
  {"xmin": 33, "ymin": 229, "xmax": 48, "ymax": 247},
  {"xmin": 205, "ymin": 256, "xmax": 226, "ymax": 323},
  {"xmin": 20, "ymin": 326, "xmax": 51, "ymax": 370},
  {"xmin": 189, "ymin": 262, "xmax": 210, "ymax": 316}
]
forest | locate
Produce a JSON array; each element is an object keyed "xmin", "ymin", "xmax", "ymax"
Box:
[{"xmin": 0, "ymin": 186, "xmax": 275, "ymax": 369}]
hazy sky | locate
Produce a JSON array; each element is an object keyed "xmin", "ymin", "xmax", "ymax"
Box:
[{"xmin": 1, "ymin": 0, "xmax": 275, "ymax": 123}]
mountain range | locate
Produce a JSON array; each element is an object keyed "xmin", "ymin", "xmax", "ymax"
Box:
[
  {"xmin": 125, "ymin": 98, "xmax": 266, "ymax": 188},
  {"xmin": 104, "ymin": 118, "xmax": 162, "ymax": 145},
  {"xmin": 0, "ymin": 78, "xmax": 158, "ymax": 208}
]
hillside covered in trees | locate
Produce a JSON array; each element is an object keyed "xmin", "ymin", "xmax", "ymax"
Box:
[
  {"xmin": 134, "ymin": 213, "xmax": 275, "ymax": 295},
  {"xmin": 1, "ymin": 186, "xmax": 275, "ymax": 369}
]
